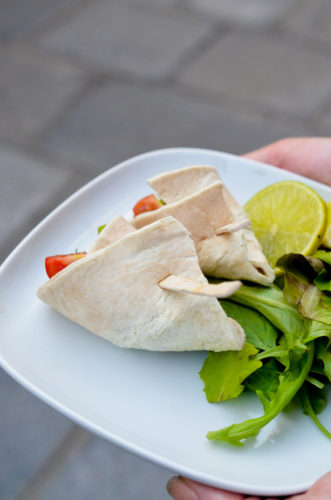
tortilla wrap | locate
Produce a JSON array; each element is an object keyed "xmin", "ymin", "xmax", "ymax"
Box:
[
  {"xmin": 37, "ymin": 217, "xmax": 245, "ymax": 352},
  {"xmin": 148, "ymin": 165, "xmax": 220, "ymax": 204},
  {"xmin": 89, "ymin": 215, "xmax": 135, "ymax": 252},
  {"xmin": 133, "ymin": 166, "xmax": 274, "ymax": 285}
]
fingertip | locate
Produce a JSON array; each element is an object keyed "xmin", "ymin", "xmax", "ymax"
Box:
[
  {"xmin": 166, "ymin": 476, "xmax": 198, "ymax": 500},
  {"xmin": 308, "ymin": 470, "xmax": 331, "ymax": 497},
  {"xmin": 167, "ymin": 476, "xmax": 247, "ymax": 499}
]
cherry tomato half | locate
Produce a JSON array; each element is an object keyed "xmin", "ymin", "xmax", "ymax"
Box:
[
  {"xmin": 133, "ymin": 194, "xmax": 162, "ymax": 216},
  {"xmin": 45, "ymin": 253, "xmax": 86, "ymax": 278}
]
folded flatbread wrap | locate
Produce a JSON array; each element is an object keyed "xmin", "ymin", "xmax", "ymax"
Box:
[
  {"xmin": 132, "ymin": 166, "xmax": 274, "ymax": 285},
  {"xmin": 37, "ymin": 216, "xmax": 245, "ymax": 352},
  {"xmin": 89, "ymin": 215, "xmax": 135, "ymax": 252}
]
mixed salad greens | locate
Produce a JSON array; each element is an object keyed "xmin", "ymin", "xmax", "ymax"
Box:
[{"xmin": 200, "ymin": 251, "xmax": 331, "ymax": 446}]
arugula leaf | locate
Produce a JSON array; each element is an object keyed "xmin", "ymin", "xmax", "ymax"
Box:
[
  {"xmin": 306, "ymin": 375, "xmax": 325, "ymax": 389},
  {"xmin": 298, "ymin": 384, "xmax": 331, "ymax": 439},
  {"xmin": 316, "ymin": 338, "xmax": 331, "ymax": 383},
  {"xmin": 301, "ymin": 384, "xmax": 327, "ymax": 414},
  {"xmin": 199, "ymin": 343, "xmax": 262, "ymax": 402},
  {"xmin": 220, "ymin": 300, "xmax": 277, "ymax": 351},
  {"xmin": 309, "ymin": 361, "xmax": 327, "ymax": 377},
  {"xmin": 202, "ymin": 250, "xmax": 331, "ymax": 447},
  {"xmin": 207, "ymin": 344, "xmax": 314, "ymax": 446},
  {"xmin": 230, "ymin": 284, "xmax": 305, "ymax": 349},
  {"xmin": 314, "ymin": 268, "xmax": 331, "ymax": 292},
  {"xmin": 313, "ymin": 249, "xmax": 331, "ymax": 266},
  {"xmin": 244, "ymin": 358, "xmax": 280, "ymax": 400},
  {"xmin": 304, "ymin": 319, "xmax": 331, "ymax": 343},
  {"xmin": 254, "ymin": 344, "xmax": 289, "ymax": 364}
]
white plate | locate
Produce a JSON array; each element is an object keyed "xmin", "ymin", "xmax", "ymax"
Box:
[{"xmin": 1, "ymin": 148, "xmax": 330, "ymax": 497}]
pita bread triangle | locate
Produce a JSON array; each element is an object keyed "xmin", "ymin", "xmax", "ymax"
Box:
[
  {"xmin": 132, "ymin": 165, "xmax": 274, "ymax": 285},
  {"xmin": 37, "ymin": 216, "xmax": 245, "ymax": 352}
]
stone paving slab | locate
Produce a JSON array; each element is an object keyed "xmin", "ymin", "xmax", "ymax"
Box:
[
  {"xmin": 283, "ymin": 0, "xmax": 331, "ymax": 45},
  {"xmin": 183, "ymin": 0, "xmax": 298, "ymax": 26},
  {"xmin": 0, "ymin": 49, "xmax": 85, "ymax": 143},
  {"xmin": 178, "ymin": 32, "xmax": 331, "ymax": 116},
  {"xmin": 41, "ymin": 81, "xmax": 312, "ymax": 172},
  {"xmin": 38, "ymin": 0, "xmax": 214, "ymax": 80},
  {"xmin": 0, "ymin": 369, "xmax": 74, "ymax": 500},
  {"xmin": 37, "ymin": 435, "xmax": 171, "ymax": 500},
  {"xmin": 124, "ymin": 0, "xmax": 177, "ymax": 7},
  {"xmin": 0, "ymin": 145, "xmax": 74, "ymax": 263},
  {"xmin": 0, "ymin": 0, "xmax": 77, "ymax": 40}
]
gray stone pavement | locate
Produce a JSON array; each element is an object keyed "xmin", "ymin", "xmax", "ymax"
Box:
[{"xmin": 0, "ymin": 0, "xmax": 331, "ymax": 499}]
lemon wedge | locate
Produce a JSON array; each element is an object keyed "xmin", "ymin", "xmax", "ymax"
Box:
[
  {"xmin": 244, "ymin": 181, "xmax": 327, "ymax": 269},
  {"xmin": 321, "ymin": 201, "xmax": 331, "ymax": 248}
]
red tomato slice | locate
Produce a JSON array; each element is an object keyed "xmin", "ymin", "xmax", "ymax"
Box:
[
  {"xmin": 45, "ymin": 253, "xmax": 86, "ymax": 278},
  {"xmin": 133, "ymin": 194, "xmax": 162, "ymax": 216}
]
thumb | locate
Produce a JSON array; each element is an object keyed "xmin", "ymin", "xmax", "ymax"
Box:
[
  {"xmin": 243, "ymin": 137, "xmax": 331, "ymax": 186},
  {"xmin": 167, "ymin": 476, "xmax": 259, "ymax": 500}
]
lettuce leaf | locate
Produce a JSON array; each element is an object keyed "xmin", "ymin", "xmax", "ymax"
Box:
[
  {"xmin": 277, "ymin": 253, "xmax": 317, "ymax": 306},
  {"xmin": 299, "ymin": 285, "xmax": 331, "ymax": 325},
  {"xmin": 230, "ymin": 284, "xmax": 305, "ymax": 349},
  {"xmin": 220, "ymin": 300, "xmax": 277, "ymax": 351},
  {"xmin": 304, "ymin": 319, "xmax": 331, "ymax": 343},
  {"xmin": 199, "ymin": 343, "xmax": 262, "ymax": 402}
]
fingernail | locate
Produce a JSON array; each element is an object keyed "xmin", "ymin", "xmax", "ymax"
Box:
[{"xmin": 167, "ymin": 477, "xmax": 198, "ymax": 500}]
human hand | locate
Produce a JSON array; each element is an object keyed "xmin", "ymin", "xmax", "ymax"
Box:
[
  {"xmin": 244, "ymin": 137, "xmax": 331, "ymax": 187},
  {"xmin": 167, "ymin": 137, "xmax": 331, "ymax": 500},
  {"xmin": 167, "ymin": 471, "xmax": 331, "ymax": 499}
]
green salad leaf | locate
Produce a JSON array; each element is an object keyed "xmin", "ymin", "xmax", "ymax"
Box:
[
  {"xmin": 199, "ymin": 343, "xmax": 262, "ymax": 402},
  {"xmin": 207, "ymin": 345, "xmax": 314, "ymax": 446},
  {"xmin": 277, "ymin": 253, "xmax": 316, "ymax": 306},
  {"xmin": 201, "ymin": 250, "xmax": 331, "ymax": 446},
  {"xmin": 299, "ymin": 285, "xmax": 331, "ymax": 325},
  {"xmin": 304, "ymin": 319, "xmax": 331, "ymax": 343},
  {"xmin": 314, "ymin": 269, "xmax": 331, "ymax": 292},
  {"xmin": 316, "ymin": 338, "xmax": 331, "ymax": 383},
  {"xmin": 244, "ymin": 358, "xmax": 280, "ymax": 400},
  {"xmin": 220, "ymin": 300, "xmax": 277, "ymax": 351},
  {"xmin": 313, "ymin": 249, "xmax": 331, "ymax": 266},
  {"xmin": 230, "ymin": 283, "xmax": 305, "ymax": 350},
  {"xmin": 298, "ymin": 384, "xmax": 331, "ymax": 440}
]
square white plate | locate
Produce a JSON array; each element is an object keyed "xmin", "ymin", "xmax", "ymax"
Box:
[{"xmin": 1, "ymin": 148, "xmax": 330, "ymax": 497}]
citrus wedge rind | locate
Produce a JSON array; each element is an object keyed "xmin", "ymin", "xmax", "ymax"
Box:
[
  {"xmin": 322, "ymin": 201, "xmax": 331, "ymax": 248},
  {"xmin": 244, "ymin": 181, "xmax": 327, "ymax": 269}
]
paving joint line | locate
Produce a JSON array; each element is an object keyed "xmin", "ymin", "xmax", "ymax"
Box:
[
  {"xmin": 15, "ymin": 0, "xmax": 99, "ymax": 45},
  {"xmin": 8, "ymin": 426, "xmax": 92, "ymax": 500},
  {"xmin": 254, "ymin": 23, "xmax": 331, "ymax": 59},
  {"xmin": 170, "ymin": 80, "xmax": 321, "ymax": 132},
  {"xmin": 0, "ymin": 135, "xmax": 92, "ymax": 174},
  {"xmin": 164, "ymin": 22, "xmax": 229, "ymax": 85},
  {"xmin": 30, "ymin": 72, "xmax": 104, "ymax": 147},
  {"xmin": 11, "ymin": 38, "xmax": 181, "ymax": 87}
]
